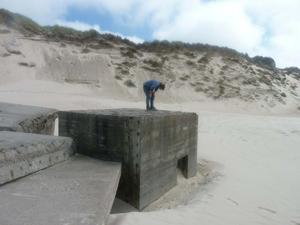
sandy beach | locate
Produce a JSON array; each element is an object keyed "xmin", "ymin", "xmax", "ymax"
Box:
[{"xmin": 0, "ymin": 22, "xmax": 300, "ymax": 225}]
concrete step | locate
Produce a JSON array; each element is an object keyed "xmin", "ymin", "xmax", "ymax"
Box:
[
  {"xmin": 0, "ymin": 102, "xmax": 57, "ymax": 134},
  {"xmin": 0, "ymin": 131, "xmax": 73, "ymax": 185},
  {"xmin": 0, "ymin": 155, "xmax": 121, "ymax": 225}
]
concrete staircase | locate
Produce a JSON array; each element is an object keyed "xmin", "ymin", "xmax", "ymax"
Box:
[
  {"xmin": 0, "ymin": 102, "xmax": 122, "ymax": 225},
  {"xmin": 0, "ymin": 155, "xmax": 121, "ymax": 225},
  {"xmin": 0, "ymin": 131, "xmax": 73, "ymax": 185},
  {"xmin": 0, "ymin": 102, "xmax": 57, "ymax": 134}
]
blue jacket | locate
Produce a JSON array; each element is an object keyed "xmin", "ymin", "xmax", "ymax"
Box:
[{"xmin": 143, "ymin": 80, "xmax": 160, "ymax": 92}]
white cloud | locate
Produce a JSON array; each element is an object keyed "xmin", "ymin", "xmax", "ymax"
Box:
[
  {"xmin": 102, "ymin": 30, "xmax": 144, "ymax": 44},
  {"xmin": 1, "ymin": 0, "xmax": 300, "ymax": 67},
  {"xmin": 120, "ymin": 35, "xmax": 143, "ymax": 44},
  {"xmin": 241, "ymin": 0, "xmax": 300, "ymax": 68},
  {"xmin": 145, "ymin": 0, "xmax": 300, "ymax": 68},
  {"xmin": 56, "ymin": 20, "xmax": 101, "ymax": 32},
  {"xmin": 153, "ymin": 1, "xmax": 264, "ymax": 54},
  {"xmin": 56, "ymin": 19, "xmax": 143, "ymax": 43}
]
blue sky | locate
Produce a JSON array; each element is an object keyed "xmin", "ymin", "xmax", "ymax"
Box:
[
  {"xmin": 64, "ymin": 6, "xmax": 152, "ymax": 41},
  {"xmin": 1, "ymin": 0, "xmax": 300, "ymax": 68}
]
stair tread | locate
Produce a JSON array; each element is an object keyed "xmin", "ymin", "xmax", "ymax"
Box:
[{"xmin": 0, "ymin": 155, "xmax": 121, "ymax": 225}]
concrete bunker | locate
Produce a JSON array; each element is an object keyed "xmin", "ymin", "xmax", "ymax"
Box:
[{"xmin": 59, "ymin": 108, "xmax": 198, "ymax": 210}]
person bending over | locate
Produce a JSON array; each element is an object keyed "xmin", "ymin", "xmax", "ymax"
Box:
[{"xmin": 143, "ymin": 80, "xmax": 165, "ymax": 111}]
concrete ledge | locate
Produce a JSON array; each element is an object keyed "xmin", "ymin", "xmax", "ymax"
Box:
[
  {"xmin": 0, "ymin": 155, "xmax": 121, "ymax": 225},
  {"xmin": 0, "ymin": 102, "xmax": 57, "ymax": 135},
  {"xmin": 59, "ymin": 108, "xmax": 198, "ymax": 209},
  {"xmin": 0, "ymin": 131, "xmax": 73, "ymax": 185}
]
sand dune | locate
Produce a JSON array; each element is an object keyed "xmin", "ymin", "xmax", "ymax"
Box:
[{"xmin": 0, "ymin": 19, "xmax": 300, "ymax": 225}]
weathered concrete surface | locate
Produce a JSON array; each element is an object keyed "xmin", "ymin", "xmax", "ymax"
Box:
[
  {"xmin": 0, "ymin": 131, "xmax": 73, "ymax": 185},
  {"xmin": 59, "ymin": 108, "xmax": 198, "ymax": 209},
  {"xmin": 0, "ymin": 155, "xmax": 121, "ymax": 225},
  {"xmin": 0, "ymin": 102, "xmax": 57, "ymax": 135}
]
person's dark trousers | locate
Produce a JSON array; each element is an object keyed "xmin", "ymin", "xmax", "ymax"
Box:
[{"xmin": 143, "ymin": 86, "xmax": 155, "ymax": 110}]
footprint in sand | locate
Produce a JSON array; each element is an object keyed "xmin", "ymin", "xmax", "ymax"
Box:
[
  {"xmin": 258, "ymin": 206, "xmax": 277, "ymax": 214},
  {"xmin": 226, "ymin": 198, "xmax": 239, "ymax": 206},
  {"xmin": 291, "ymin": 130, "xmax": 300, "ymax": 135}
]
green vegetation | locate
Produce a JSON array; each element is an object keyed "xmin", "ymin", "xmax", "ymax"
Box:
[
  {"xmin": 44, "ymin": 25, "xmax": 98, "ymax": 41},
  {"xmin": 179, "ymin": 74, "xmax": 190, "ymax": 81},
  {"xmin": 139, "ymin": 40, "xmax": 244, "ymax": 59},
  {"xmin": 124, "ymin": 79, "xmax": 136, "ymax": 87},
  {"xmin": 186, "ymin": 60, "xmax": 195, "ymax": 66},
  {"xmin": 114, "ymin": 75, "xmax": 122, "ymax": 80},
  {"xmin": 143, "ymin": 59, "xmax": 163, "ymax": 68},
  {"xmin": 251, "ymin": 56, "xmax": 276, "ymax": 70},
  {"xmin": 0, "ymin": 8, "xmax": 136, "ymax": 44},
  {"xmin": 0, "ymin": 8, "xmax": 43, "ymax": 35}
]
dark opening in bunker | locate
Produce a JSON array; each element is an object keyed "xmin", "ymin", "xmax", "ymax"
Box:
[{"xmin": 177, "ymin": 155, "xmax": 189, "ymax": 178}]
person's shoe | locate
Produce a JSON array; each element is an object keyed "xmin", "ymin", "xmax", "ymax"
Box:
[{"xmin": 150, "ymin": 107, "xmax": 158, "ymax": 111}]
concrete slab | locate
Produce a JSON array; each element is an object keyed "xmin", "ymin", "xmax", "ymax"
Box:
[
  {"xmin": 0, "ymin": 155, "xmax": 121, "ymax": 225},
  {"xmin": 0, "ymin": 131, "xmax": 73, "ymax": 185},
  {"xmin": 59, "ymin": 108, "xmax": 198, "ymax": 209},
  {"xmin": 0, "ymin": 102, "xmax": 57, "ymax": 135}
]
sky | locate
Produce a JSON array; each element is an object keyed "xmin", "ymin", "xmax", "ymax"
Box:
[{"xmin": 0, "ymin": 0, "xmax": 299, "ymax": 68}]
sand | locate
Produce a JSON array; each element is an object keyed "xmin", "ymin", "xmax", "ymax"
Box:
[
  {"xmin": 0, "ymin": 82, "xmax": 299, "ymax": 225},
  {"xmin": 0, "ymin": 27, "xmax": 300, "ymax": 225}
]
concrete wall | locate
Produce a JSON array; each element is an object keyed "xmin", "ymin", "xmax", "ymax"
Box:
[{"xmin": 59, "ymin": 109, "xmax": 198, "ymax": 210}]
